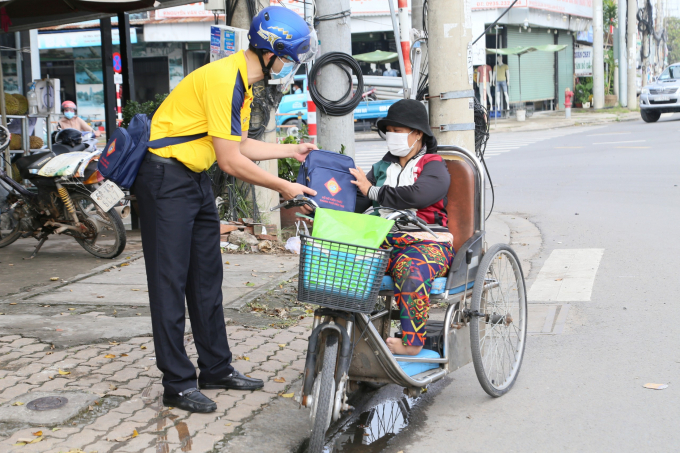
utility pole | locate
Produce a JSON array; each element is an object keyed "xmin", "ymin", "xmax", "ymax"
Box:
[
  {"xmin": 316, "ymin": 0, "xmax": 355, "ymax": 159},
  {"xmin": 427, "ymin": 0, "xmax": 475, "ymax": 151},
  {"xmin": 627, "ymin": 0, "xmax": 637, "ymax": 109},
  {"xmin": 619, "ymin": 0, "xmax": 627, "ymax": 107},
  {"xmin": 593, "ymin": 0, "xmax": 605, "ymax": 109}
]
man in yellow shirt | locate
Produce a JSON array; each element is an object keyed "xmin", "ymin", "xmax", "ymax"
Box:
[{"xmin": 133, "ymin": 6, "xmax": 318, "ymax": 413}]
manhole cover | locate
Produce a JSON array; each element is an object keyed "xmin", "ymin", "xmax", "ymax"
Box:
[{"xmin": 26, "ymin": 396, "xmax": 68, "ymax": 411}]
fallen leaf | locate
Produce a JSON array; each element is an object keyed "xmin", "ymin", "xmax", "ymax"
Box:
[
  {"xmin": 50, "ymin": 277, "xmax": 59, "ymax": 281},
  {"xmin": 554, "ymin": 278, "xmax": 563, "ymax": 281},
  {"xmin": 43, "ymin": 305, "xmax": 50, "ymax": 308},
  {"xmin": 273, "ymin": 377, "xmax": 286, "ymax": 383},
  {"xmin": 132, "ymin": 429, "xmax": 139, "ymax": 438},
  {"xmin": 58, "ymin": 369, "xmax": 70, "ymax": 375},
  {"xmin": 32, "ymin": 431, "xmax": 42, "ymax": 436},
  {"xmin": 88, "ymin": 405, "xmax": 94, "ymax": 411},
  {"xmin": 46, "ymin": 352, "xmax": 53, "ymax": 355},
  {"xmin": 109, "ymin": 384, "xmax": 118, "ymax": 390},
  {"xmin": 50, "ymin": 344, "xmax": 55, "ymax": 349},
  {"xmin": 97, "ymin": 296, "xmax": 105, "ymax": 299},
  {"xmin": 56, "ymin": 328, "xmax": 63, "ymax": 332},
  {"xmin": 245, "ymin": 282, "xmax": 255, "ymax": 287},
  {"xmin": 131, "ymin": 289, "xmax": 140, "ymax": 291},
  {"xmin": 643, "ymin": 383, "xmax": 668, "ymax": 390},
  {"xmin": 48, "ymin": 376, "xmax": 53, "ymax": 380},
  {"xmin": 251, "ymin": 273, "xmax": 258, "ymax": 277},
  {"xmin": 225, "ymin": 261, "xmax": 230, "ymax": 265},
  {"xmin": 120, "ymin": 353, "xmax": 128, "ymax": 357},
  {"xmin": 68, "ymin": 308, "xmax": 75, "ymax": 311},
  {"xmin": 278, "ymin": 344, "xmax": 286, "ymax": 348},
  {"xmin": 140, "ymin": 345, "xmax": 147, "ymax": 350},
  {"xmin": 9, "ymin": 302, "xmax": 16, "ymax": 305},
  {"xmin": 104, "ymin": 354, "xmax": 116, "ymax": 359},
  {"xmin": 8, "ymin": 263, "xmax": 12, "ymax": 266},
  {"xmin": 51, "ymin": 428, "xmax": 60, "ymax": 432},
  {"xmin": 120, "ymin": 263, "xmax": 129, "ymax": 267},
  {"xmin": 109, "ymin": 341, "xmax": 119, "ymax": 345},
  {"xmin": 11, "ymin": 401, "xmax": 24, "ymax": 406},
  {"xmin": 281, "ymin": 393, "xmax": 294, "ymax": 398},
  {"xmin": 225, "ymin": 422, "xmax": 232, "ymax": 426},
  {"xmin": 136, "ymin": 313, "xmax": 141, "ymax": 316}
]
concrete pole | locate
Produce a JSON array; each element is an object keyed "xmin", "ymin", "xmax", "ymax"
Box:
[
  {"xmin": 427, "ymin": 0, "xmax": 475, "ymax": 152},
  {"xmin": 593, "ymin": 0, "xmax": 605, "ymax": 109},
  {"xmin": 619, "ymin": 0, "xmax": 627, "ymax": 107},
  {"xmin": 316, "ymin": 0, "xmax": 355, "ymax": 159},
  {"xmin": 412, "ymin": 0, "xmax": 423, "ymax": 29},
  {"xmin": 627, "ymin": 0, "xmax": 637, "ymax": 109}
]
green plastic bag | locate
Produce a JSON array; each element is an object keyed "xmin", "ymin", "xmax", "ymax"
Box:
[{"xmin": 312, "ymin": 208, "xmax": 394, "ymax": 249}]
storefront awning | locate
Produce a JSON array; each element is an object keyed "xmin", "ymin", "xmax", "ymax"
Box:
[
  {"xmin": 353, "ymin": 50, "xmax": 399, "ymax": 64},
  {"xmin": 486, "ymin": 45, "xmax": 567, "ymax": 56}
]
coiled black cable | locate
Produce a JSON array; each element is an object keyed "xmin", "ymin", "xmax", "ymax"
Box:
[{"xmin": 308, "ymin": 52, "xmax": 364, "ymax": 116}]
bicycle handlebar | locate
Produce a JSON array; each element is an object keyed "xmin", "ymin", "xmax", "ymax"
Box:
[{"xmin": 270, "ymin": 195, "xmax": 319, "ymax": 211}]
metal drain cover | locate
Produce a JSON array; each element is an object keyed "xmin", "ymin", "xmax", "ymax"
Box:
[{"xmin": 26, "ymin": 396, "xmax": 68, "ymax": 411}]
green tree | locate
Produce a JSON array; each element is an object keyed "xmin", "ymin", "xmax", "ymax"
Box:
[
  {"xmin": 604, "ymin": 0, "xmax": 617, "ymax": 28},
  {"xmin": 666, "ymin": 18, "xmax": 680, "ymax": 64}
]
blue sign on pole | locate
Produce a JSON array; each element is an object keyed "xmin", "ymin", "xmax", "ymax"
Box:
[{"xmin": 113, "ymin": 52, "xmax": 122, "ymax": 73}]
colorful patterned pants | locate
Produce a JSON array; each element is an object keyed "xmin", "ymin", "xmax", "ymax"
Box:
[{"xmin": 383, "ymin": 233, "xmax": 455, "ymax": 347}]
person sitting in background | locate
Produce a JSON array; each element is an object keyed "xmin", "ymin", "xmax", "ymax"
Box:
[
  {"xmin": 350, "ymin": 99, "xmax": 453, "ymax": 356},
  {"xmin": 292, "ymin": 83, "xmax": 302, "ymax": 94},
  {"xmin": 58, "ymin": 101, "xmax": 100, "ymax": 137}
]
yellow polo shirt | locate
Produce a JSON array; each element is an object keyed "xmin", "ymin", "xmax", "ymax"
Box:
[{"xmin": 149, "ymin": 50, "xmax": 253, "ymax": 172}]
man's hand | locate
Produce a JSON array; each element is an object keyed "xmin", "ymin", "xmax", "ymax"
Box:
[
  {"xmin": 292, "ymin": 142, "xmax": 318, "ymax": 162},
  {"xmin": 280, "ymin": 181, "xmax": 317, "ymax": 201},
  {"xmin": 349, "ymin": 167, "xmax": 372, "ymax": 197}
]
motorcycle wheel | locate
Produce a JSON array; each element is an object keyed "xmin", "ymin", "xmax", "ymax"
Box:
[
  {"xmin": 0, "ymin": 224, "xmax": 21, "ymax": 248},
  {"xmin": 70, "ymin": 192, "xmax": 126, "ymax": 259}
]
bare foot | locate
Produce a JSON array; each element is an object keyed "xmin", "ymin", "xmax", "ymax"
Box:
[{"xmin": 386, "ymin": 338, "xmax": 423, "ymax": 356}]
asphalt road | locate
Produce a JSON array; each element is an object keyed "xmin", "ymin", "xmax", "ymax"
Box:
[{"xmin": 349, "ymin": 114, "xmax": 680, "ymax": 452}]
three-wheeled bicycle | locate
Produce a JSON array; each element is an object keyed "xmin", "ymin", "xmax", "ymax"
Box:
[{"xmin": 273, "ymin": 145, "xmax": 527, "ymax": 453}]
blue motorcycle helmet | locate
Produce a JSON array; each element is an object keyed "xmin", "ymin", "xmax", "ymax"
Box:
[{"xmin": 248, "ymin": 6, "xmax": 317, "ymax": 90}]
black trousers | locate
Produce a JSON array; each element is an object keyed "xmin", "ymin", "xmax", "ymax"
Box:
[{"xmin": 133, "ymin": 158, "xmax": 234, "ymax": 395}]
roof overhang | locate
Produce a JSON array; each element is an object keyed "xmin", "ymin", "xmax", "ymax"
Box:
[{"xmin": 0, "ymin": 0, "xmax": 197, "ymax": 33}]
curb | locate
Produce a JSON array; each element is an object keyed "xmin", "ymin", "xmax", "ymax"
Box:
[
  {"xmin": 489, "ymin": 113, "xmax": 639, "ymax": 134},
  {"xmin": 1, "ymin": 250, "xmax": 146, "ymax": 303}
]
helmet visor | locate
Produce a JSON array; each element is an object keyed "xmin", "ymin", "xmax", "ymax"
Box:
[{"xmin": 291, "ymin": 29, "xmax": 318, "ymax": 64}]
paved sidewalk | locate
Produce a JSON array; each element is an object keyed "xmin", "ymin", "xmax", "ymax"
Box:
[
  {"xmin": 487, "ymin": 109, "xmax": 640, "ymax": 134},
  {"xmin": 354, "ymin": 108, "xmax": 641, "ymax": 141},
  {"xmin": 0, "ymin": 213, "xmax": 542, "ymax": 452}
]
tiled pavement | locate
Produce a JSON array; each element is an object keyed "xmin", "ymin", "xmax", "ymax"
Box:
[{"xmin": 0, "ymin": 320, "xmax": 313, "ymax": 452}]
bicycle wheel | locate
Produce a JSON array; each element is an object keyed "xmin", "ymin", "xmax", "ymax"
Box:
[
  {"xmin": 308, "ymin": 334, "xmax": 338, "ymax": 453},
  {"xmin": 469, "ymin": 243, "xmax": 527, "ymax": 397}
]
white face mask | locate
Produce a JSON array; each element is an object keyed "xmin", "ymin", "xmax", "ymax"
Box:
[{"xmin": 386, "ymin": 130, "xmax": 419, "ymax": 157}]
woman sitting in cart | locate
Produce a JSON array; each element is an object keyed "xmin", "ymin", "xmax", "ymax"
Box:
[{"xmin": 351, "ymin": 99, "xmax": 453, "ymax": 357}]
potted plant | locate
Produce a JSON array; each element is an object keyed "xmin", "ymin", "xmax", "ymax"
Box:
[{"xmin": 575, "ymin": 79, "xmax": 593, "ymax": 109}]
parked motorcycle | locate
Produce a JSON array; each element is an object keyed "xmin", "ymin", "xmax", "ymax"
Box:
[
  {"xmin": 51, "ymin": 129, "xmax": 98, "ymax": 155},
  {"xmin": 0, "ymin": 125, "xmax": 126, "ymax": 259}
]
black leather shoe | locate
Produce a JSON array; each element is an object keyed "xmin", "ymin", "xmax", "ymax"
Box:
[
  {"xmin": 199, "ymin": 370, "xmax": 264, "ymax": 391},
  {"xmin": 163, "ymin": 388, "xmax": 217, "ymax": 413}
]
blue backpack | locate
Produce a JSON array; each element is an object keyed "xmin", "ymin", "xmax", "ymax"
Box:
[
  {"xmin": 296, "ymin": 149, "xmax": 357, "ymax": 212},
  {"xmin": 98, "ymin": 113, "xmax": 206, "ymax": 189}
]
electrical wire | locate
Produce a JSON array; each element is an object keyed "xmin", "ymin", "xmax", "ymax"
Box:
[
  {"xmin": 314, "ymin": 9, "xmax": 350, "ymax": 27},
  {"xmin": 308, "ymin": 52, "xmax": 364, "ymax": 116}
]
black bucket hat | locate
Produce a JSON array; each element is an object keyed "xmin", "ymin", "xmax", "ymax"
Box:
[{"xmin": 376, "ymin": 99, "xmax": 433, "ymax": 137}]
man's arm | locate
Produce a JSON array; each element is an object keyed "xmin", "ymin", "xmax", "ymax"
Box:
[
  {"xmin": 239, "ymin": 137, "xmax": 308, "ymax": 160},
  {"xmin": 213, "ymin": 137, "xmax": 315, "ymax": 200}
]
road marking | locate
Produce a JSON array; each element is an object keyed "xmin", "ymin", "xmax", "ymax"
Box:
[
  {"xmin": 528, "ymin": 249, "xmax": 604, "ymax": 302},
  {"xmin": 592, "ymin": 140, "xmax": 646, "ymax": 145}
]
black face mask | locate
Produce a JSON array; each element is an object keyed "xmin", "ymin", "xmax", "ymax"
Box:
[{"xmin": 255, "ymin": 49, "xmax": 277, "ymax": 84}]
